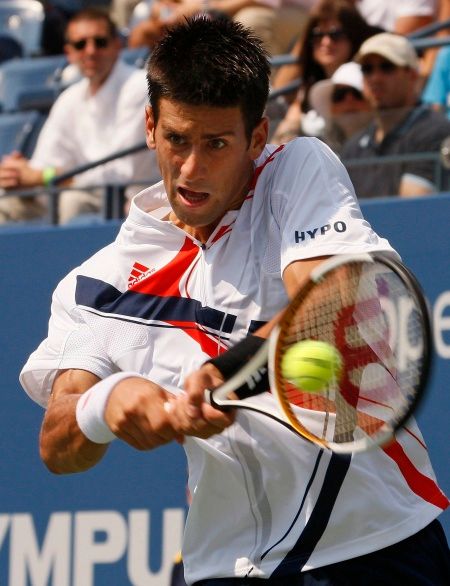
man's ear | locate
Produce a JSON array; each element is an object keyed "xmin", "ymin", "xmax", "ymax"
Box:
[
  {"xmin": 145, "ymin": 105, "xmax": 156, "ymax": 149},
  {"xmin": 250, "ymin": 117, "xmax": 269, "ymax": 160}
]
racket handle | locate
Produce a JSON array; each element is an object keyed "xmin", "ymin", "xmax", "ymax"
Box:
[{"xmin": 205, "ymin": 388, "xmax": 233, "ymax": 411}]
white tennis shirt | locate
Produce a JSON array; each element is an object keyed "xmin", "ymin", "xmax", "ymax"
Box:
[{"xmin": 20, "ymin": 138, "xmax": 448, "ymax": 582}]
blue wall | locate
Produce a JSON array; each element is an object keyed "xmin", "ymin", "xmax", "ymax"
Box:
[{"xmin": 0, "ymin": 194, "xmax": 449, "ymax": 585}]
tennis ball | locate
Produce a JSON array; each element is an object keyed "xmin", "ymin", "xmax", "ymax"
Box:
[{"xmin": 281, "ymin": 340, "xmax": 342, "ymax": 393}]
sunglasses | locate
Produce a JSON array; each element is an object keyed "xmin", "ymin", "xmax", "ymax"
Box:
[
  {"xmin": 331, "ymin": 85, "xmax": 363, "ymax": 104},
  {"xmin": 361, "ymin": 61, "xmax": 398, "ymax": 75},
  {"xmin": 311, "ymin": 27, "xmax": 347, "ymax": 44},
  {"xmin": 68, "ymin": 36, "xmax": 111, "ymax": 51}
]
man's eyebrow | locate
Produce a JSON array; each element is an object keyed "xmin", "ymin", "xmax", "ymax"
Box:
[
  {"xmin": 203, "ymin": 131, "xmax": 236, "ymax": 139},
  {"xmin": 161, "ymin": 124, "xmax": 236, "ymax": 138}
]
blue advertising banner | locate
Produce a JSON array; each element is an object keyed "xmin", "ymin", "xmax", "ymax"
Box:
[{"xmin": 0, "ymin": 193, "xmax": 449, "ymax": 585}]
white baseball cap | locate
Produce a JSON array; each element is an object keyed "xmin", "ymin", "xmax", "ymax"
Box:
[
  {"xmin": 355, "ymin": 33, "xmax": 418, "ymax": 69},
  {"xmin": 309, "ymin": 62, "xmax": 363, "ymax": 118}
]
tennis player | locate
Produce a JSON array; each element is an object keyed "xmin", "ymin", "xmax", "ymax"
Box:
[{"xmin": 20, "ymin": 16, "xmax": 449, "ymax": 585}]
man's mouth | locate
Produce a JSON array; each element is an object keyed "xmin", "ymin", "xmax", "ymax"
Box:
[{"xmin": 178, "ymin": 187, "xmax": 209, "ymax": 206}]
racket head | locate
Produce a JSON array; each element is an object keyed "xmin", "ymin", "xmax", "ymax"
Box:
[{"xmin": 269, "ymin": 253, "xmax": 432, "ymax": 453}]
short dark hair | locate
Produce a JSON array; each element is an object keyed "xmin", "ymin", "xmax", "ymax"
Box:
[
  {"xmin": 65, "ymin": 7, "xmax": 118, "ymax": 41},
  {"xmin": 147, "ymin": 16, "xmax": 270, "ymax": 139}
]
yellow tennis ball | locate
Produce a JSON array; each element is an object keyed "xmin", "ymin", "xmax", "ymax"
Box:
[{"xmin": 281, "ymin": 340, "xmax": 342, "ymax": 392}]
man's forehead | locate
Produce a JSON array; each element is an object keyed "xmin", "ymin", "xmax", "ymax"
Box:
[
  {"xmin": 157, "ymin": 99, "xmax": 245, "ymax": 130},
  {"xmin": 67, "ymin": 19, "xmax": 109, "ymax": 37}
]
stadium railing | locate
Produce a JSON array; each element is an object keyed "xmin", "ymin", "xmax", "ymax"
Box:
[
  {"xmin": 2, "ymin": 28, "xmax": 450, "ymax": 227},
  {"xmin": 0, "ymin": 141, "xmax": 447, "ymax": 226}
]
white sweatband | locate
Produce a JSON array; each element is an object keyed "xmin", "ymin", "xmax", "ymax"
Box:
[{"xmin": 76, "ymin": 371, "xmax": 142, "ymax": 444}]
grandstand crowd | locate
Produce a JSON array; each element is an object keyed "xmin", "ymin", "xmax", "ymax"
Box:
[{"xmin": 0, "ymin": 0, "xmax": 450, "ymax": 227}]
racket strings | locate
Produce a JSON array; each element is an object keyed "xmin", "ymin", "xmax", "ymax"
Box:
[{"xmin": 273, "ymin": 260, "xmax": 426, "ymax": 448}]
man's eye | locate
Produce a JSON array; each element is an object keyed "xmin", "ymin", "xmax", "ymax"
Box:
[
  {"xmin": 210, "ymin": 139, "xmax": 226, "ymax": 149},
  {"xmin": 168, "ymin": 134, "xmax": 185, "ymax": 145}
]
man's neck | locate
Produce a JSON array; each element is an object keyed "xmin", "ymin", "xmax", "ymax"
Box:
[
  {"xmin": 374, "ymin": 106, "xmax": 415, "ymax": 143},
  {"xmin": 87, "ymin": 62, "xmax": 116, "ymax": 96}
]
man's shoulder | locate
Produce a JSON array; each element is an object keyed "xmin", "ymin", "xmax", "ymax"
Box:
[
  {"xmin": 410, "ymin": 106, "xmax": 450, "ymax": 132},
  {"xmin": 114, "ymin": 62, "xmax": 147, "ymax": 100},
  {"xmin": 56, "ymin": 241, "xmax": 122, "ymax": 298},
  {"xmin": 115, "ymin": 60, "xmax": 146, "ymax": 86},
  {"xmin": 263, "ymin": 136, "xmax": 340, "ymax": 166},
  {"xmin": 398, "ymin": 106, "xmax": 450, "ymax": 150},
  {"xmin": 51, "ymin": 75, "xmax": 88, "ymax": 107}
]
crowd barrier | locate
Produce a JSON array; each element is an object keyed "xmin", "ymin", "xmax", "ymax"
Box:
[{"xmin": 0, "ymin": 193, "xmax": 449, "ymax": 585}]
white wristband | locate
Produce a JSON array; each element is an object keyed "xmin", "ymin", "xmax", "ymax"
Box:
[{"xmin": 76, "ymin": 371, "xmax": 142, "ymax": 444}]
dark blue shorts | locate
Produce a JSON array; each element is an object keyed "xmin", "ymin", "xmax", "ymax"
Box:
[{"xmin": 193, "ymin": 519, "xmax": 450, "ymax": 585}]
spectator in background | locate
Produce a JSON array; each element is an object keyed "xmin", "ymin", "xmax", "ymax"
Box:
[
  {"xmin": 308, "ymin": 61, "xmax": 373, "ymax": 152},
  {"xmin": 420, "ymin": 0, "xmax": 450, "ymax": 79},
  {"xmin": 353, "ymin": 0, "xmax": 437, "ymax": 35},
  {"xmin": 340, "ymin": 33, "xmax": 450, "ymax": 198},
  {"xmin": 0, "ymin": 7, "xmax": 159, "ymax": 225},
  {"xmin": 110, "ymin": 0, "xmax": 142, "ymax": 29},
  {"xmin": 351, "ymin": 0, "xmax": 439, "ymax": 82},
  {"xmin": 271, "ymin": 0, "xmax": 380, "ymax": 144},
  {"xmin": 422, "ymin": 45, "xmax": 450, "ymax": 118},
  {"xmin": 127, "ymin": 0, "xmax": 315, "ymax": 56}
]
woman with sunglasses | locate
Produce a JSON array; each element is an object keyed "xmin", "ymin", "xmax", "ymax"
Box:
[
  {"xmin": 271, "ymin": 0, "xmax": 381, "ymax": 145},
  {"xmin": 307, "ymin": 61, "xmax": 373, "ymax": 153}
]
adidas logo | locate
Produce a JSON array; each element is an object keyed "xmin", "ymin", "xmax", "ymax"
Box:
[{"xmin": 128, "ymin": 261, "xmax": 155, "ymax": 288}]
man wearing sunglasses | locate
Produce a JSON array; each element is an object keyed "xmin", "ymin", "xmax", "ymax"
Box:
[
  {"xmin": 0, "ymin": 7, "xmax": 159, "ymax": 225},
  {"xmin": 340, "ymin": 32, "xmax": 450, "ymax": 199}
]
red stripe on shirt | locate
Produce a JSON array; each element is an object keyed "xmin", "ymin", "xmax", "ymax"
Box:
[
  {"xmin": 383, "ymin": 441, "xmax": 449, "ymax": 510},
  {"xmin": 211, "ymin": 220, "xmax": 236, "ymax": 244},
  {"xmin": 248, "ymin": 144, "xmax": 285, "ymax": 193},
  {"xmin": 166, "ymin": 320, "xmax": 228, "ymax": 356},
  {"xmin": 130, "ymin": 237, "xmax": 198, "ymax": 297}
]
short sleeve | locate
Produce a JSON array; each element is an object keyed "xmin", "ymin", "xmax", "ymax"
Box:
[
  {"xmin": 263, "ymin": 138, "xmax": 395, "ymax": 273},
  {"xmin": 19, "ymin": 271, "xmax": 115, "ymax": 408}
]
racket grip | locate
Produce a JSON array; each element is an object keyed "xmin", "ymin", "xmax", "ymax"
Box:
[
  {"xmin": 205, "ymin": 334, "xmax": 265, "ymax": 378},
  {"xmin": 205, "ymin": 388, "xmax": 233, "ymax": 411}
]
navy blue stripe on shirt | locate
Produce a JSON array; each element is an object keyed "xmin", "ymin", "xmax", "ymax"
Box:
[
  {"xmin": 261, "ymin": 450, "xmax": 325, "ymax": 562},
  {"xmin": 75, "ymin": 275, "xmax": 236, "ymax": 334},
  {"xmin": 270, "ymin": 452, "xmax": 352, "ymax": 576}
]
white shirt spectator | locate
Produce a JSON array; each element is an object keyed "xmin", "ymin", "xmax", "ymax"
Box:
[
  {"xmin": 31, "ymin": 59, "xmax": 159, "ymax": 196},
  {"xmin": 356, "ymin": 0, "xmax": 437, "ymax": 32}
]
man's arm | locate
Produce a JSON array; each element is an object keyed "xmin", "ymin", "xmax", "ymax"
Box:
[
  {"xmin": 41, "ymin": 367, "xmax": 234, "ymax": 474},
  {"xmin": 41, "ymin": 369, "xmax": 109, "ymax": 474}
]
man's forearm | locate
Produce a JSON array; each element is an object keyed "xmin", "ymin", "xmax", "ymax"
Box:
[{"xmin": 40, "ymin": 393, "xmax": 109, "ymax": 474}]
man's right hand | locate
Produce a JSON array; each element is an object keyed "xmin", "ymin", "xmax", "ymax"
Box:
[
  {"xmin": 104, "ymin": 376, "xmax": 185, "ymax": 449},
  {"xmin": 0, "ymin": 151, "xmax": 44, "ymax": 189},
  {"xmin": 168, "ymin": 362, "xmax": 236, "ymax": 439}
]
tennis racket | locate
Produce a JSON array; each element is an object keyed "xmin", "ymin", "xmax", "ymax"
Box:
[{"xmin": 205, "ymin": 253, "xmax": 432, "ymax": 453}]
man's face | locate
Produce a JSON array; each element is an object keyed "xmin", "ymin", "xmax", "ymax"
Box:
[
  {"xmin": 145, "ymin": 99, "xmax": 268, "ymax": 242},
  {"xmin": 65, "ymin": 19, "xmax": 121, "ymax": 85},
  {"xmin": 360, "ymin": 54, "xmax": 417, "ymax": 111}
]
